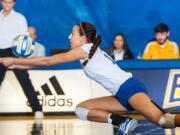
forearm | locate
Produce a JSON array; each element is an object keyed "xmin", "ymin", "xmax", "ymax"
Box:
[
  {"xmin": 9, "ymin": 65, "xmax": 33, "ymax": 69},
  {"xmin": 1, "ymin": 47, "xmax": 87, "ymax": 68},
  {"xmin": 14, "ymin": 54, "xmax": 70, "ymax": 67},
  {"xmin": 14, "ymin": 56, "xmax": 50, "ymax": 67}
]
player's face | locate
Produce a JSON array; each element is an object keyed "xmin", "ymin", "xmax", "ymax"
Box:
[
  {"xmin": 155, "ymin": 32, "xmax": 169, "ymax": 44},
  {"xmin": 68, "ymin": 25, "xmax": 85, "ymax": 49},
  {"xmin": 1, "ymin": 0, "xmax": 15, "ymax": 13},
  {"xmin": 113, "ymin": 35, "xmax": 124, "ymax": 50}
]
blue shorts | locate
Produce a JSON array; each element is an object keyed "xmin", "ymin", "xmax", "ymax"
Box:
[{"xmin": 115, "ymin": 77, "xmax": 148, "ymax": 111}]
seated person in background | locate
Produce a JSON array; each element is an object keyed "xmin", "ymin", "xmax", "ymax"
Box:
[
  {"xmin": 105, "ymin": 33, "xmax": 133, "ymax": 61},
  {"xmin": 28, "ymin": 26, "xmax": 46, "ymax": 57},
  {"xmin": 143, "ymin": 23, "xmax": 179, "ymax": 59}
]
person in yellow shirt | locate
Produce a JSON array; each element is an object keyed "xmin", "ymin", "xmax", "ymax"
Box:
[{"xmin": 143, "ymin": 23, "xmax": 179, "ymax": 59}]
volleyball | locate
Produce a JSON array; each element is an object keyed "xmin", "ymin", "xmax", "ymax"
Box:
[{"xmin": 11, "ymin": 35, "xmax": 35, "ymax": 58}]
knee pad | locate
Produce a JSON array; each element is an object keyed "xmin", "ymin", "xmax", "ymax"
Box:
[
  {"xmin": 75, "ymin": 107, "xmax": 90, "ymax": 121},
  {"xmin": 159, "ymin": 113, "xmax": 176, "ymax": 128}
]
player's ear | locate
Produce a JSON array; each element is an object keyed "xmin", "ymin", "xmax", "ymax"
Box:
[
  {"xmin": 167, "ymin": 32, "xmax": 170, "ymax": 37},
  {"xmin": 80, "ymin": 35, "xmax": 87, "ymax": 43}
]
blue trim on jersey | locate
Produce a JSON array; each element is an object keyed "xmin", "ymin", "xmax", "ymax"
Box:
[
  {"xmin": 103, "ymin": 53, "xmax": 116, "ymax": 64},
  {"xmin": 115, "ymin": 77, "xmax": 148, "ymax": 111}
]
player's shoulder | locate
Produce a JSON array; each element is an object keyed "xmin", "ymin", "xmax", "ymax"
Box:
[{"xmin": 12, "ymin": 10, "xmax": 26, "ymax": 20}]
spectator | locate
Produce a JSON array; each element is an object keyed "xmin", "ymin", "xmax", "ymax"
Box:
[
  {"xmin": 28, "ymin": 26, "xmax": 46, "ymax": 58},
  {"xmin": 106, "ymin": 33, "xmax": 133, "ymax": 61},
  {"xmin": 143, "ymin": 23, "xmax": 179, "ymax": 59}
]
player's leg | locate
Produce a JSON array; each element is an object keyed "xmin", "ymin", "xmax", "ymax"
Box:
[
  {"xmin": 129, "ymin": 93, "xmax": 162, "ymax": 124},
  {"xmin": 76, "ymin": 96, "xmax": 127, "ymax": 123},
  {"xmin": 13, "ymin": 69, "xmax": 43, "ymax": 118},
  {"xmin": 175, "ymin": 115, "xmax": 180, "ymax": 127},
  {"xmin": 75, "ymin": 96, "xmax": 138, "ymax": 134},
  {"xmin": 129, "ymin": 92, "xmax": 180, "ymax": 128}
]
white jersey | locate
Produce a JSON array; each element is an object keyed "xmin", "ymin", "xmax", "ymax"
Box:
[{"xmin": 80, "ymin": 43, "xmax": 132, "ymax": 95}]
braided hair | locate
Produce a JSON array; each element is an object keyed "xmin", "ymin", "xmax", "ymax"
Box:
[{"xmin": 78, "ymin": 22, "xmax": 102, "ymax": 67}]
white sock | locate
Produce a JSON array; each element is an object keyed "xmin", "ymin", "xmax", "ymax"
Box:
[{"xmin": 108, "ymin": 113, "xmax": 112, "ymax": 124}]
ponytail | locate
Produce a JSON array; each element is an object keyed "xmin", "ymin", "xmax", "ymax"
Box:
[
  {"xmin": 78, "ymin": 22, "xmax": 101, "ymax": 67},
  {"xmin": 89, "ymin": 35, "xmax": 102, "ymax": 59},
  {"xmin": 83, "ymin": 35, "xmax": 102, "ymax": 67}
]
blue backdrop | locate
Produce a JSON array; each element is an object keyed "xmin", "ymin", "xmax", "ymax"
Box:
[{"xmin": 10, "ymin": 0, "xmax": 180, "ymax": 56}]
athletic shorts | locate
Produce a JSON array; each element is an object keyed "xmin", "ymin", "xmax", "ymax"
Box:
[{"xmin": 115, "ymin": 77, "xmax": 148, "ymax": 111}]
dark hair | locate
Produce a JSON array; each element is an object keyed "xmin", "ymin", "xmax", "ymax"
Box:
[
  {"xmin": 78, "ymin": 22, "xmax": 102, "ymax": 66},
  {"xmin": 155, "ymin": 23, "xmax": 169, "ymax": 33},
  {"xmin": 111, "ymin": 33, "xmax": 133, "ymax": 59},
  {"xmin": 112, "ymin": 33, "xmax": 128, "ymax": 51}
]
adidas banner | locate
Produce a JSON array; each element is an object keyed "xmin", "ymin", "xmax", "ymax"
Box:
[
  {"xmin": 0, "ymin": 69, "xmax": 180, "ymax": 113},
  {"xmin": 0, "ymin": 70, "xmax": 110, "ymax": 113}
]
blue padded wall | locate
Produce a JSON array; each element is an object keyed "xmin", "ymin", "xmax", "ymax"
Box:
[{"xmin": 12, "ymin": 0, "xmax": 180, "ymax": 56}]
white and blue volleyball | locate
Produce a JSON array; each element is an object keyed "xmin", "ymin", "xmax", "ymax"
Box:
[{"xmin": 11, "ymin": 35, "xmax": 35, "ymax": 58}]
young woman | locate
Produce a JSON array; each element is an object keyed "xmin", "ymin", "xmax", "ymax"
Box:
[
  {"xmin": 0, "ymin": 22, "xmax": 180, "ymax": 135},
  {"xmin": 110, "ymin": 33, "xmax": 133, "ymax": 61}
]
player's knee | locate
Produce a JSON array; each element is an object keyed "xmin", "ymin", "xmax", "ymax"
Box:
[
  {"xmin": 76, "ymin": 102, "xmax": 84, "ymax": 108},
  {"xmin": 75, "ymin": 106, "xmax": 90, "ymax": 121},
  {"xmin": 76, "ymin": 101, "xmax": 91, "ymax": 109},
  {"xmin": 158, "ymin": 113, "xmax": 176, "ymax": 128}
]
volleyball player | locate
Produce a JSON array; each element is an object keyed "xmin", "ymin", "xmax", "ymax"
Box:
[{"xmin": 1, "ymin": 22, "xmax": 180, "ymax": 135}]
